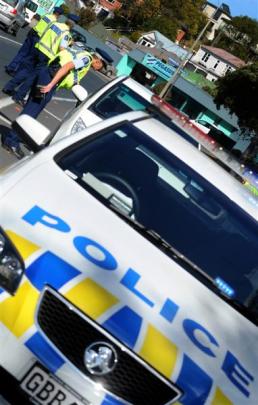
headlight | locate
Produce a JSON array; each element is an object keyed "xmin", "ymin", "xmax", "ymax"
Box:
[
  {"xmin": 0, "ymin": 228, "xmax": 25, "ymax": 295},
  {"xmin": 70, "ymin": 117, "xmax": 87, "ymax": 135}
]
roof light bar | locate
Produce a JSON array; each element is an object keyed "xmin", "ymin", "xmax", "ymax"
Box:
[{"xmin": 151, "ymin": 95, "xmax": 258, "ymax": 195}]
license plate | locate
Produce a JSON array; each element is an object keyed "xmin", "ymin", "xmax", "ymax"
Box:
[{"xmin": 20, "ymin": 364, "xmax": 90, "ymax": 405}]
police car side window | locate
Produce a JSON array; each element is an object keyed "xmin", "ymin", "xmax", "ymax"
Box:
[{"xmin": 90, "ymin": 84, "xmax": 150, "ymax": 118}]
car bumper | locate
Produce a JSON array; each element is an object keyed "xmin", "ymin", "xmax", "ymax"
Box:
[{"xmin": 0, "ymin": 13, "xmax": 14, "ymax": 27}]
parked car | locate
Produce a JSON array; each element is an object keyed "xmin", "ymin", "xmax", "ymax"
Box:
[
  {"xmin": 0, "ymin": 0, "xmax": 26, "ymax": 35},
  {"xmin": 51, "ymin": 76, "xmax": 246, "ymax": 184},
  {"xmin": 0, "ymin": 108, "xmax": 257, "ymax": 404}
]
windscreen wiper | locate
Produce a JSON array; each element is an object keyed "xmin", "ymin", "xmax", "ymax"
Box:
[{"xmin": 109, "ymin": 202, "xmax": 214, "ymax": 283}]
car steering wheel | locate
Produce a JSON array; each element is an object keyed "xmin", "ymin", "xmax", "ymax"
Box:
[{"xmin": 96, "ymin": 172, "xmax": 140, "ymax": 218}]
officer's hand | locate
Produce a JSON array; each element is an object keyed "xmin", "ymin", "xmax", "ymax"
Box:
[{"xmin": 40, "ymin": 83, "xmax": 53, "ymax": 94}]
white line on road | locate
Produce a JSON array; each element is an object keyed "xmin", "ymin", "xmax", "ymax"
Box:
[
  {"xmin": 44, "ymin": 109, "xmax": 62, "ymax": 121},
  {"xmin": 52, "ymin": 96, "xmax": 76, "ymax": 102},
  {"xmin": 0, "ymin": 97, "xmax": 64, "ymax": 122},
  {"xmin": 0, "ymin": 35, "xmax": 22, "ymax": 46},
  {"xmin": 0, "ymin": 96, "xmax": 16, "ymax": 109},
  {"xmin": 0, "ymin": 115, "xmax": 12, "ymax": 125}
]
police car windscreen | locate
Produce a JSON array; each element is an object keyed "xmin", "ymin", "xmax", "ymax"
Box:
[{"xmin": 56, "ymin": 122, "xmax": 258, "ymax": 323}]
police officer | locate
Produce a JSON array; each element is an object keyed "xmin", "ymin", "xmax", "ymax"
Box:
[
  {"xmin": 2, "ymin": 14, "xmax": 78, "ymax": 105},
  {"xmin": 5, "ymin": 7, "xmax": 64, "ymax": 76},
  {"xmin": 1, "ymin": 43, "xmax": 103, "ymax": 159}
]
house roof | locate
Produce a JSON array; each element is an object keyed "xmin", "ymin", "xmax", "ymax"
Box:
[
  {"xmin": 120, "ymin": 37, "xmax": 183, "ymax": 64},
  {"xmin": 204, "ymin": 1, "xmax": 231, "ymax": 17},
  {"xmin": 202, "ymin": 46, "xmax": 246, "ymax": 67},
  {"xmin": 141, "ymin": 31, "xmax": 188, "ymax": 56},
  {"xmin": 139, "ymin": 31, "xmax": 191, "ymax": 60},
  {"xmin": 99, "ymin": 0, "xmax": 122, "ymax": 11}
]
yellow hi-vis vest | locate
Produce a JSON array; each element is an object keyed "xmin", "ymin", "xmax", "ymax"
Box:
[
  {"xmin": 35, "ymin": 22, "xmax": 70, "ymax": 60},
  {"xmin": 52, "ymin": 49, "xmax": 93, "ymax": 90},
  {"xmin": 33, "ymin": 14, "xmax": 56, "ymax": 37}
]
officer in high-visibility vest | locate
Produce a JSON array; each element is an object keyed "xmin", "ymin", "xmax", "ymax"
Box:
[
  {"xmin": 2, "ymin": 14, "xmax": 78, "ymax": 106},
  {"xmin": 1, "ymin": 42, "xmax": 103, "ymax": 159},
  {"xmin": 4, "ymin": 7, "xmax": 64, "ymax": 76}
]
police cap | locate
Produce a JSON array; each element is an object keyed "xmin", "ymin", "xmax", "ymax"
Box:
[
  {"xmin": 53, "ymin": 6, "xmax": 63, "ymax": 15},
  {"xmin": 67, "ymin": 14, "xmax": 80, "ymax": 23}
]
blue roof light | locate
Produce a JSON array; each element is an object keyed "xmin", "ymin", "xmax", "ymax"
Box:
[{"xmin": 215, "ymin": 277, "xmax": 235, "ymax": 298}]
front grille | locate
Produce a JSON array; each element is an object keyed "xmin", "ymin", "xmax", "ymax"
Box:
[{"xmin": 36, "ymin": 287, "xmax": 182, "ymax": 405}]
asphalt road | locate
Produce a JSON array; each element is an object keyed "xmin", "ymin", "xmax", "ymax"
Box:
[{"xmin": 0, "ymin": 27, "xmax": 109, "ymax": 169}]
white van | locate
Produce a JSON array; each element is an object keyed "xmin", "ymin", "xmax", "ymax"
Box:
[
  {"xmin": 0, "ymin": 103, "xmax": 257, "ymax": 404},
  {"xmin": 24, "ymin": 0, "xmax": 38, "ymax": 24}
]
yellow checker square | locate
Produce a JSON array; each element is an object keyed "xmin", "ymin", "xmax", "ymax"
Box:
[
  {"xmin": 211, "ymin": 388, "xmax": 233, "ymax": 405},
  {"xmin": 0, "ymin": 281, "xmax": 39, "ymax": 337},
  {"xmin": 64, "ymin": 278, "xmax": 119, "ymax": 320},
  {"xmin": 140, "ymin": 324, "xmax": 178, "ymax": 378},
  {"xmin": 6, "ymin": 230, "xmax": 40, "ymax": 260}
]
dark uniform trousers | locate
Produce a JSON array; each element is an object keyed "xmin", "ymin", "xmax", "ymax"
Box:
[
  {"xmin": 3, "ymin": 48, "xmax": 49, "ymax": 103},
  {"xmin": 3, "ymin": 64, "xmax": 59, "ymax": 148},
  {"xmin": 5, "ymin": 30, "xmax": 39, "ymax": 74}
]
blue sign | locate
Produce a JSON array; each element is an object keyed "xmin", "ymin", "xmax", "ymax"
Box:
[{"xmin": 142, "ymin": 54, "xmax": 176, "ymax": 80}]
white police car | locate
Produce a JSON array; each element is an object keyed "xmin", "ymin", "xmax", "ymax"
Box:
[
  {"xmin": 52, "ymin": 76, "xmax": 154, "ymax": 143},
  {"xmin": 52, "ymin": 76, "xmax": 251, "ymax": 186},
  {"xmin": 0, "ymin": 109, "xmax": 257, "ymax": 404}
]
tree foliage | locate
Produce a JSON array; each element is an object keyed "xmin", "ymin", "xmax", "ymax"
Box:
[
  {"xmin": 143, "ymin": 16, "xmax": 178, "ymax": 41},
  {"xmin": 160, "ymin": 0, "xmax": 207, "ymax": 37},
  {"xmin": 231, "ymin": 16, "xmax": 258, "ymax": 46},
  {"xmin": 79, "ymin": 8, "xmax": 97, "ymax": 29},
  {"xmin": 112, "ymin": 0, "xmax": 207, "ymax": 40},
  {"xmin": 119, "ymin": 0, "xmax": 160, "ymax": 28},
  {"xmin": 211, "ymin": 17, "xmax": 258, "ymax": 62},
  {"xmin": 215, "ymin": 63, "xmax": 258, "ymax": 165},
  {"xmin": 215, "ymin": 63, "xmax": 258, "ymax": 133}
]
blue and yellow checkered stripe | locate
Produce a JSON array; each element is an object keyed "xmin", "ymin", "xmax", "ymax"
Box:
[{"xmin": 0, "ymin": 231, "xmax": 233, "ymax": 405}]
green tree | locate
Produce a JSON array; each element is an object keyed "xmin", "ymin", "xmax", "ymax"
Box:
[
  {"xmin": 211, "ymin": 17, "xmax": 258, "ymax": 62},
  {"xmin": 231, "ymin": 16, "xmax": 258, "ymax": 47},
  {"xmin": 122, "ymin": 0, "xmax": 161, "ymax": 28},
  {"xmin": 143, "ymin": 16, "xmax": 178, "ymax": 41},
  {"xmin": 79, "ymin": 8, "xmax": 96, "ymax": 29},
  {"xmin": 107, "ymin": 0, "xmax": 207, "ymax": 41},
  {"xmin": 129, "ymin": 31, "xmax": 142, "ymax": 43},
  {"xmin": 215, "ymin": 63, "xmax": 258, "ymax": 166},
  {"xmin": 160, "ymin": 0, "xmax": 207, "ymax": 38}
]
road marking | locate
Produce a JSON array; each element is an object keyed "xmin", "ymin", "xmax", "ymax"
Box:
[
  {"xmin": 0, "ymin": 114, "xmax": 12, "ymax": 125},
  {"xmin": 0, "ymin": 35, "xmax": 22, "ymax": 46},
  {"xmin": 52, "ymin": 96, "xmax": 76, "ymax": 103},
  {"xmin": 44, "ymin": 109, "xmax": 62, "ymax": 121},
  {"xmin": 0, "ymin": 96, "xmax": 16, "ymax": 109}
]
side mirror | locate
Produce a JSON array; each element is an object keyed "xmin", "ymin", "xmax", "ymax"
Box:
[
  {"xmin": 12, "ymin": 114, "xmax": 51, "ymax": 152},
  {"xmin": 72, "ymin": 85, "xmax": 88, "ymax": 103}
]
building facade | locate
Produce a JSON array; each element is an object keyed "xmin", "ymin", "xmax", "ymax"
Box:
[
  {"xmin": 202, "ymin": 2, "xmax": 232, "ymax": 40},
  {"xmin": 189, "ymin": 45, "xmax": 246, "ymax": 81}
]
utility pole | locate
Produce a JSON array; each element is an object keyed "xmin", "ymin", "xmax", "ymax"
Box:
[{"xmin": 159, "ymin": 5, "xmax": 221, "ymax": 99}]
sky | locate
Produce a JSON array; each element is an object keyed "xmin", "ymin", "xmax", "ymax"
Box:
[{"xmin": 218, "ymin": 0, "xmax": 258, "ymax": 19}]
